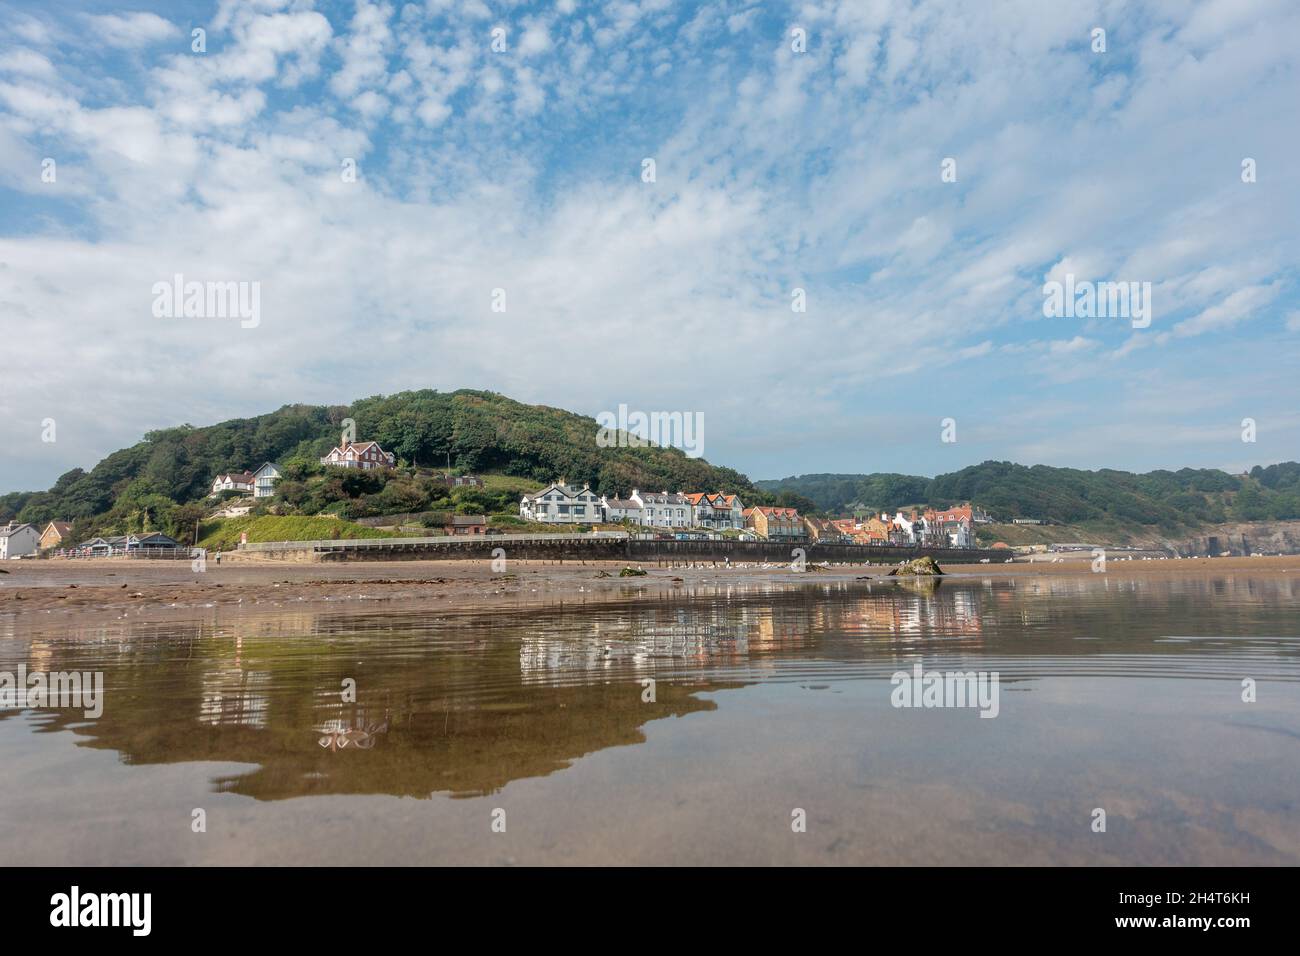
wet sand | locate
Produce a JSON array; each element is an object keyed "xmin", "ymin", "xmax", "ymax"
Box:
[
  {"xmin": 3, "ymin": 553, "xmax": 1299, "ymax": 632},
  {"xmin": 2, "ymin": 568, "xmax": 1297, "ymax": 865}
]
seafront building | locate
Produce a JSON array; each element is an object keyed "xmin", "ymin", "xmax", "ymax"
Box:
[
  {"xmin": 0, "ymin": 521, "xmax": 41, "ymax": 559},
  {"xmin": 519, "ymin": 479, "xmax": 984, "ymax": 548},
  {"xmin": 744, "ymin": 506, "xmax": 805, "ymax": 540},
  {"xmin": 684, "ymin": 492, "xmax": 746, "ymax": 529},
  {"xmin": 629, "ymin": 490, "xmax": 693, "ymax": 528},
  {"xmin": 519, "ymin": 481, "xmax": 604, "ymax": 524}
]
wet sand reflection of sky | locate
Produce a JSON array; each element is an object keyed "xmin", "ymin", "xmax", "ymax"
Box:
[{"xmin": 0, "ymin": 575, "xmax": 1297, "ymax": 864}]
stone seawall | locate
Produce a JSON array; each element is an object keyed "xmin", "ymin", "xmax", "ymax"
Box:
[{"xmin": 224, "ymin": 535, "xmax": 1004, "ymax": 566}]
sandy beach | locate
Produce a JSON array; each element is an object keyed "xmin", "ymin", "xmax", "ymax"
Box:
[{"xmin": 3, "ymin": 553, "xmax": 1299, "ymax": 631}]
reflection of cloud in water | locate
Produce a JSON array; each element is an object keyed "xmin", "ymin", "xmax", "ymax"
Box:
[{"xmin": 1, "ymin": 575, "xmax": 1298, "ymax": 817}]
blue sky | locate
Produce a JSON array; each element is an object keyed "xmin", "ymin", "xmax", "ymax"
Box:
[{"xmin": 1, "ymin": 0, "xmax": 1298, "ymax": 493}]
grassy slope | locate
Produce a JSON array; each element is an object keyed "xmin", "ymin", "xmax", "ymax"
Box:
[{"xmin": 197, "ymin": 515, "xmax": 397, "ymax": 550}]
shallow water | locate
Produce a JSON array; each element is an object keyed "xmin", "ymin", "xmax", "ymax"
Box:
[{"xmin": 1, "ymin": 575, "xmax": 1298, "ymax": 865}]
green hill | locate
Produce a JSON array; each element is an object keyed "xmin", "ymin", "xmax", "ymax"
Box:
[
  {"xmin": 757, "ymin": 461, "xmax": 1300, "ymax": 532},
  {"xmin": 0, "ymin": 389, "xmax": 758, "ymax": 541}
]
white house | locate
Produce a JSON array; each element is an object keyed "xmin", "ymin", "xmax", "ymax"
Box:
[
  {"xmin": 252, "ymin": 462, "xmax": 281, "ymax": 498},
  {"xmin": 210, "ymin": 472, "xmax": 255, "ymax": 496},
  {"xmin": 631, "ymin": 490, "xmax": 693, "ymax": 528},
  {"xmin": 947, "ymin": 522, "xmax": 975, "ymax": 548},
  {"xmin": 890, "ymin": 512, "xmax": 919, "ymax": 544},
  {"xmin": 598, "ymin": 496, "xmax": 643, "ymax": 524},
  {"xmin": 320, "ymin": 440, "xmax": 395, "ymax": 471},
  {"xmin": 520, "ymin": 482, "xmax": 603, "ymax": 524},
  {"xmin": 0, "ymin": 522, "xmax": 40, "ymax": 559}
]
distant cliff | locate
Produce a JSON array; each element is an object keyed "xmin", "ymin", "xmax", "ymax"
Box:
[{"xmin": 1145, "ymin": 521, "xmax": 1300, "ymax": 557}]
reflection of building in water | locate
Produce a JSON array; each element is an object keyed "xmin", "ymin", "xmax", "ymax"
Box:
[
  {"xmin": 199, "ymin": 668, "xmax": 271, "ymax": 727},
  {"xmin": 519, "ymin": 616, "xmax": 746, "ymax": 679},
  {"xmin": 26, "ymin": 641, "xmax": 54, "ymax": 672},
  {"xmin": 517, "ymin": 597, "xmax": 823, "ymax": 682},
  {"xmin": 749, "ymin": 602, "xmax": 816, "ymax": 651},
  {"xmin": 831, "ymin": 585, "xmax": 985, "ymax": 639}
]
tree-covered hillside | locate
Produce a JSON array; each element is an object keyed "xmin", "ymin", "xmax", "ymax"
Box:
[
  {"xmin": 0, "ymin": 389, "xmax": 760, "ymax": 539},
  {"xmin": 758, "ymin": 461, "xmax": 1300, "ymax": 530}
]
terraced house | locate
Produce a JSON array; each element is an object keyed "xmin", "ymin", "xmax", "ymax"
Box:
[
  {"xmin": 684, "ymin": 492, "xmax": 746, "ymax": 529},
  {"xmin": 519, "ymin": 482, "xmax": 603, "ymax": 524},
  {"xmin": 599, "ymin": 495, "xmax": 643, "ymax": 524},
  {"xmin": 630, "ymin": 490, "xmax": 693, "ymax": 528},
  {"xmin": 744, "ymin": 506, "xmax": 805, "ymax": 540}
]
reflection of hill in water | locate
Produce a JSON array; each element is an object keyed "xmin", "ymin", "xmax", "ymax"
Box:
[{"xmin": 6, "ymin": 575, "xmax": 1300, "ymax": 800}]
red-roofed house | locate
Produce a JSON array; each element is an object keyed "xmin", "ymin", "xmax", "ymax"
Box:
[
  {"xmin": 320, "ymin": 440, "xmax": 396, "ymax": 471},
  {"xmin": 684, "ymin": 492, "xmax": 746, "ymax": 530}
]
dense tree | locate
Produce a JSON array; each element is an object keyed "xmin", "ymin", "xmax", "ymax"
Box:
[{"xmin": 758, "ymin": 460, "xmax": 1299, "ymax": 529}]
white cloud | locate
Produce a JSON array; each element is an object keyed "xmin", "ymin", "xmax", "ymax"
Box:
[
  {"xmin": 1174, "ymin": 282, "xmax": 1282, "ymax": 337},
  {"xmin": 84, "ymin": 12, "xmax": 181, "ymax": 48},
  {"xmin": 0, "ymin": 0, "xmax": 1298, "ymax": 490},
  {"xmin": 0, "ymin": 49, "xmax": 56, "ymax": 80},
  {"xmin": 331, "ymin": 2, "xmax": 392, "ymax": 98}
]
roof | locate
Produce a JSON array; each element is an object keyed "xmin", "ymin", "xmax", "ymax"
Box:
[
  {"xmin": 325, "ymin": 441, "xmax": 393, "ymax": 458},
  {"xmin": 522, "ymin": 481, "xmax": 589, "ymax": 501},
  {"xmin": 78, "ymin": 533, "xmax": 179, "ymax": 547},
  {"xmin": 603, "ymin": 498, "xmax": 641, "ymax": 509},
  {"xmin": 0, "ymin": 523, "xmax": 36, "ymax": 537},
  {"xmin": 449, "ymin": 515, "xmax": 486, "ymax": 525},
  {"xmin": 44, "ymin": 521, "xmax": 74, "ymax": 536},
  {"xmin": 636, "ymin": 491, "xmax": 690, "ymax": 504}
]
